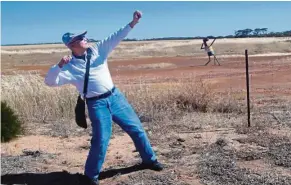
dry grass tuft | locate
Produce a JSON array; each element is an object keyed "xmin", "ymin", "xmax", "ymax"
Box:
[
  {"xmin": 123, "ymin": 78, "xmax": 243, "ymax": 123},
  {"xmin": 1, "ymin": 73, "xmax": 77, "ymax": 122}
]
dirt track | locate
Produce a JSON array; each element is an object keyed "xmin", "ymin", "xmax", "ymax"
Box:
[{"xmin": 109, "ymin": 55, "xmax": 291, "ymax": 94}]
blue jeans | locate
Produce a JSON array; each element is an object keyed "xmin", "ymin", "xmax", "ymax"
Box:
[{"xmin": 84, "ymin": 88, "xmax": 157, "ymax": 181}]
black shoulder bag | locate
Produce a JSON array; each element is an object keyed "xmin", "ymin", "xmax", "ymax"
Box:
[{"xmin": 74, "ymin": 48, "xmax": 92, "ymax": 129}]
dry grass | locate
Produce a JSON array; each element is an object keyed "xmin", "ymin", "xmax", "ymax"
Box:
[
  {"xmin": 1, "ymin": 73, "xmax": 77, "ymax": 122},
  {"xmin": 120, "ymin": 78, "xmax": 243, "ymax": 125},
  {"xmin": 1, "ymin": 75, "xmax": 290, "ymax": 185},
  {"xmin": 1, "ymin": 74, "xmax": 242, "ymax": 125},
  {"xmin": 198, "ymin": 138, "xmax": 291, "ymax": 185}
]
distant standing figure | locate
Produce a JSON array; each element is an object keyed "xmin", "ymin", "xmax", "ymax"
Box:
[{"xmin": 201, "ymin": 38, "xmax": 220, "ymax": 66}]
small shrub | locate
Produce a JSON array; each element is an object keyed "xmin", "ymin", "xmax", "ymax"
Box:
[
  {"xmin": 1, "ymin": 101, "xmax": 23, "ymax": 142},
  {"xmin": 211, "ymin": 95, "xmax": 243, "ymax": 114}
]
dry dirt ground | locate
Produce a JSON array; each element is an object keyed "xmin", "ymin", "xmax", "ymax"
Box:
[{"xmin": 1, "ymin": 38, "xmax": 291, "ymax": 185}]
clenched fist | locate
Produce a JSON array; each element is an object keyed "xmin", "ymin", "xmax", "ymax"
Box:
[
  {"xmin": 129, "ymin": 10, "xmax": 142, "ymax": 28},
  {"xmin": 58, "ymin": 55, "xmax": 72, "ymax": 68},
  {"xmin": 133, "ymin": 10, "xmax": 142, "ymax": 23}
]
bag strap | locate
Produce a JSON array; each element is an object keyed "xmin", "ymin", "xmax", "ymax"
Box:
[{"xmin": 83, "ymin": 48, "xmax": 92, "ymax": 99}]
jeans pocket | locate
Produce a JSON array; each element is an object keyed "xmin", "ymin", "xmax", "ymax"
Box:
[{"xmin": 114, "ymin": 91, "xmax": 131, "ymax": 109}]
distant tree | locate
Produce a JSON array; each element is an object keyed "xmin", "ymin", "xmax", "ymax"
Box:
[
  {"xmin": 216, "ymin": 36, "xmax": 224, "ymax": 39},
  {"xmin": 225, "ymin": 35, "xmax": 235, "ymax": 38},
  {"xmin": 275, "ymin": 32, "xmax": 284, "ymax": 37},
  {"xmin": 270, "ymin": 32, "xmax": 276, "ymax": 37},
  {"xmin": 207, "ymin": 35, "xmax": 215, "ymax": 39},
  {"xmin": 235, "ymin": 29, "xmax": 253, "ymax": 37},
  {"xmin": 282, "ymin": 30, "xmax": 291, "ymax": 36},
  {"xmin": 253, "ymin": 28, "xmax": 262, "ymax": 36},
  {"xmin": 235, "ymin": 30, "xmax": 244, "ymax": 37},
  {"xmin": 123, "ymin": 38, "xmax": 138, "ymax": 41},
  {"xmin": 261, "ymin": 28, "xmax": 268, "ymax": 34},
  {"xmin": 243, "ymin": 29, "xmax": 253, "ymax": 36}
]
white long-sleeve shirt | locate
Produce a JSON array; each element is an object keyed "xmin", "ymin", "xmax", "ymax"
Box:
[{"xmin": 44, "ymin": 24, "xmax": 132, "ymax": 98}]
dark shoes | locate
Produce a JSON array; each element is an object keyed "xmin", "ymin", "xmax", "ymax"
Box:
[
  {"xmin": 88, "ymin": 160, "xmax": 163, "ymax": 185},
  {"xmin": 141, "ymin": 160, "xmax": 164, "ymax": 171}
]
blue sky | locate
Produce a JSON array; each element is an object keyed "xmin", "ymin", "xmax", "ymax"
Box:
[{"xmin": 1, "ymin": 1, "xmax": 291, "ymax": 45}]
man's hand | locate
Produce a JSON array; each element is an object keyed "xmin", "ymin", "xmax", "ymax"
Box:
[
  {"xmin": 58, "ymin": 55, "xmax": 72, "ymax": 68},
  {"xmin": 133, "ymin": 10, "xmax": 142, "ymax": 22},
  {"xmin": 129, "ymin": 10, "xmax": 142, "ymax": 28}
]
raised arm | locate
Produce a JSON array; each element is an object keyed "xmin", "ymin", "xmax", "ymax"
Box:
[
  {"xmin": 97, "ymin": 10, "xmax": 142, "ymax": 57},
  {"xmin": 44, "ymin": 56, "xmax": 73, "ymax": 87}
]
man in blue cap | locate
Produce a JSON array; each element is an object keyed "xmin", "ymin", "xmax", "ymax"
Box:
[{"xmin": 45, "ymin": 10, "xmax": 163, "ymax": 185}]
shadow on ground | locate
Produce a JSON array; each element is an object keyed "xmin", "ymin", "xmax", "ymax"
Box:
[{"xmin": 1, "ymin": 164, "xmax": 145, "ymax": 185}]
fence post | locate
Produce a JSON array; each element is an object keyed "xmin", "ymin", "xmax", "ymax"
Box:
[{"xmin": 245, "ymin": 49, "xmax": 251, "ymax": 127}]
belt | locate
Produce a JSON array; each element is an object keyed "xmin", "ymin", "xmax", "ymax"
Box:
[{"xmin": 86, "ymin": 87, "xmax": 116, "ymax": 101}]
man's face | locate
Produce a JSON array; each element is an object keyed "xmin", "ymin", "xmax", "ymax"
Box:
[{"xmin": 68, "ymin": 37, "xmax": 88, "ymax": 50}]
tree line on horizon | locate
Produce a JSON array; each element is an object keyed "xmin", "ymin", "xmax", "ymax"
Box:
[
  {"xmin": 135, "ymin": 28, "xmax": 291, "ymax": 41},
  {"xmin": 3, "ymin": 28, "xmax": 291, "ymax": 46}
]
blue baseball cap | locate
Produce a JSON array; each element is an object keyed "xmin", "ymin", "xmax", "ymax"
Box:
[{"xmin": 62, "ymin": 31, "xmax": 87, "ymax": 46}]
